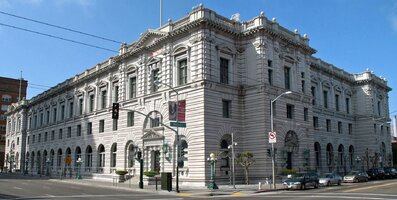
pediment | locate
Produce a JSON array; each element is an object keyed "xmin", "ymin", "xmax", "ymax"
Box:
[
  {"xmin": 136, "ymin": 30, "xmax": 167, "ymax": 48},
  {"xmin": 142, "ymin": 129, "xmax": 164, "ymax": 141}
]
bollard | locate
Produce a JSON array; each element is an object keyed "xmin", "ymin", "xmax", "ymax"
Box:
[{"xmin": 258, "ymin": 182, "xmax": 262, "ymax": 190}]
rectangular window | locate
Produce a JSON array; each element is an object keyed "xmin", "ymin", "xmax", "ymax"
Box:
[
  {"xmin": 323, "ymin": 90, "xmax": 328, "ymax": 108},
  {"xmin": 113, "ymin": 119, "xmax": 118, "ymax": 131},
  {"xmin": 268, "ymin": 59, "xmax": 272, "ymax": 67},
  {"xmin": 69, "ymin": 101, "xmax": 74, "ymax": 118},
  {"xmin": 58, "ymin": 129, "xmax": 63, "ymax": 139},
  {"xmin": 77, "ymin": 125, "xmax": 81, "ymax": 136},
  {"xmin": 38, "ymin": 134, "xmax": 41, "ymax": 142},
  {"xmin": 304, "ymin": 107, "xmax": 308, "ymax": 121},
  {"xmin": 222, "ymin": 99, "xmax": 231, "ymax": 118},
  {"xmin": 335, "ymin": 94, "xmax": 340, "ymax": 111},
  {"xmin": 284, "ymin": 67, "xmax": 291, "ymax": 89},
  {"xmin": 53, "ymin": 108, "xmax": 57, "ymax": 122},
  {"xmin": 32, "ymin": 135, "xmax": 35, "ymax": 143},
  {"xmin": 338, "ymin": 121, "xmax": 342, "ymax": 134},
  {"xmin": 101, "ymin": 90, "xmax": 107, "ymax": 109},
  {"xmin": 27, "ymin": 136, "xmax": 30, "ymax": 144},
  {"xmin": 268, "ymin": 69, "xmax": 273, "ymax": 85},
  {"xmin": 114, "ymin": 85, "xmax": 119, "ymax": 102},
  {"xmin": 79, "ymin": 98, "xmax": 84, "ymax": 115},
  {"xmin": 374, "ymin": 124, "xmax": 377, "ymax": 134},
  {"xmin": 286, "ymin": 104, "xmax": 294, "ymax": 119},
  {"xmin": 40, "ymin": 113, "xmax": 43, "ymax": 126},
  {"xmin": 67, "ymin": 127, "xmax": 71, "ymax": 138},
  {"xmin": 326, "ymin": 119, "xmax": 331, "ymax": 132},
  {"xmin": 34, "ymin": 115, "xmax": 37, "ymax": 128},
  {"xmin": 130, "ymin": 77, "xmax": 136, "ymax": 99},
  {"xmin": 220, "ymin": 58, "xmax": 229, "ymax": 84},
  {"xmin": 151, "ymin": 69, "xmax": 159, "ymax": 92},
  {"xmin": 99, "ymin": 120, "xmax": 105, "ymax": 133},
  {"xmin": 381, "ymin": 125, "xmax": 384, "ymax": 135},
  {"xmin": 44, "ymin": 132, "xmax": 47, "ymax": 142},
  {"xmin": 377, "ymin": 101, "xmax": 381, "ymax": 116},
  {"xmin": 89, "ymin": 94, "xmax": 95, "ymax": 112},
  {"xmin": 178, "ymin": 59, "xmax": 188, "ymax": 85},
  {"xmin": 346, "ymin": 98, "xmax": 350, "ymax": 114},
  {"xmin": 311, "ymin": 86, "xmax": 316, "ymax": 105},
  {"xmin": 87, "ymin": 122, "xmax": 92, "ymax": 135},
  {"xmin": 348, "ymin": 123, "xmax": 353, "ymax": 135},
  {"xmin": 127, "ymin": 112, "xmax": 134, "ymax": 127},
  {"xmin": 301, "ymin": 80, "xmax": 305, "ymax": 93},
  {"xmin": 51, "ymin": 131, "xmax": 55, "ymax": 140},
  {"xmin": 150, "ymin": 117, "xmax": 160, "ymax": 128},
  {"xmin": 61, "ymin": 105, "xmax": 65, "ymax": 120},
  {"xmin": 17, "ymin": 137, "xmax": 19, "ymax": 145}
]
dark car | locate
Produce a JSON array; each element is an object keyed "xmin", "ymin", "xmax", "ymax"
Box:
[
  {"xmin": 367, "ymin": 168, "xmax": 385, "ymax": 180},
  {"xmin": 384, "ymin": 167, "xmax": 397, "ymax": 179},
  {"xmin": 283, "ymin": 172, "xmax": 319, "ymax": 190}
]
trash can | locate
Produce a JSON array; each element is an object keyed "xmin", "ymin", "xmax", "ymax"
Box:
[{"xmin": 161, "ymin": 172, "xmax": 172, "ymax": 191}]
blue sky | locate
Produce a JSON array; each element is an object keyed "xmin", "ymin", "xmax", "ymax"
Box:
[{"xmin": 0, "ymin": 0, "xmax": 396, "ymax": 115}]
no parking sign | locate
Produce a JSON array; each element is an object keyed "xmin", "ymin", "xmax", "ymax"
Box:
[{"xmin": 268, "ymin": 132, "xmax": 276, "ymax": 143}]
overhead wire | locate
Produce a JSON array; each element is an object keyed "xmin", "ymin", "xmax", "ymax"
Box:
[
  {"xmin": 0, "ymin": 22, "xmax": 118, "ymax": 53},
  {"xmin": 0, "ymin": 10, "xmax": 122, "ymax": 44}
]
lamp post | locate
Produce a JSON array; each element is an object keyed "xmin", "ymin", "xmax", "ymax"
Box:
[
  {"xmin": 154, "ymin": 80, "xmax": 180, "ymax": 193},
  {"xmin": 207, "ymin": 152, "xmax": 218, "ymax": 190},
  {"xmin": 355, "ymin": 156, "xmax": 361, "ymax": 171},
  {"xmin": 228, "ymin": 133, "xmax": 237, "ymax": 189},
  {"xmin": 76, "ymin": 157, "xmax": 82, "ymax": 179},
  {"xmin": 270, "ymin": 91, "xmax": 292, "ymax": 189},
  {"xmin": 46, "ymin": 158, "xmax": 50, "ymax": 176}
]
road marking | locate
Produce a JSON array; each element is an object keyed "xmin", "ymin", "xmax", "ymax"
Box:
[
  {"xmin": 176, "ymin": 193, "xmax": 192, "ymax": 197},
  {"xmin": 13, "ymin": 187, "xmax": 22, "ymax": 190},
  {"xmin": 343, "ymin": 182, "xmax": 397, "ymax": 193},
  {"xmin": 232, "ymin": 192, "xmax": 244, "ymax": 196}
]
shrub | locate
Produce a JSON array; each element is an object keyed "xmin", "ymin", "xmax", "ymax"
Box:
[
  {"xmin": 115, "ymin": 170, "xmax": 128, "ymax": 175},
  {"xmin": 282, "ymin": 169, "xmax": 297, "ymax": 175},
  {"xmin": 143, "ymin": 171, "xmax": 160, "ymax": 177}
]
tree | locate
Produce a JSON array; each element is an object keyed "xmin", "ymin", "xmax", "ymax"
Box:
[{"xmin": 236, "ymin": 151, "xmax": 255, "ymax": 185}]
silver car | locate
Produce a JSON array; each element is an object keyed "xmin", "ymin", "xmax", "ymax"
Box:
[
  {"xmin": 319, "ymin": 173, "xmax": 342, "ymax": 186},
  {"xmin": 343, "ymin": 171, "xmax": 368, "ymax": 183}
]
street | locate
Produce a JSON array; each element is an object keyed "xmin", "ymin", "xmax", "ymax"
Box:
[{"xmin": 1, "ymin": 174, "xmax": 397, "ymax": 199}]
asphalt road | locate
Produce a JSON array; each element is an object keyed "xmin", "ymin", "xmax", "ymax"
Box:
[{"xmin": 1, "ymin": 174, "xmax": 397, "ymax": 200}]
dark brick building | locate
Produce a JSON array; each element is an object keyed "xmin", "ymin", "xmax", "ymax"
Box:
[{"xmin": 0, "ymin": 77, "xmax": 27, "ymax": 169}]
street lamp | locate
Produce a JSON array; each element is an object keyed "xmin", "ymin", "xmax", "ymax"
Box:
[
  {"xmin": 154, "ymin": 80, "xmax": 180, "ymax": 193},
  {"xmin": 46, "ymin": 158, "xmax": 50, "ymax": 176},
  {"xmin": 228, "ymin": 133, "xmax": 237, "ymax": 189},
  {"xmin": 270, "ymin": 91, "xmax": 292, "ymax": 189},
  {"xmin": 76, "ymin": 157, "xmax": 82, "ymax": 179},
  {"xmin": 207, "ymin": 152, "xmax": 218, "ymax": 190}
]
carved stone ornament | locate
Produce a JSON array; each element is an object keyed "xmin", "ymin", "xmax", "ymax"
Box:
[
  {"xmin": 142, "ymin": 129, "xmax": 164, "ymax": 141},
  {"xmin": 85, "ymin": 85, "xmax": 95, "ymax": 92},
  {"xmin": 66, "ymin": 93, "xmax": 74, "ymax": 100},
  {"xmin": 74, "ymin": 90, "xmax": 84, "ymax": 96},
  {"xmin": 96, "ymin": 80, "xmax": 108, "ymax": 88},
  {"xmin": 109, "ymin": 75, "xmax": 119, "ymax": 82},
  {"xmin": 334, "ymin": 85, "xmax": 342, "ymax": 92},
  {"xmin": 58, "ymin": 97, "xmax": 65, "ymax": 103},
  {"xmin": 345, "ymin": 89, "xmax": 353, "ymax": 96},
  {"xmin": 253, "ymin": 41, "xmax": 267, "ymax": 49}
]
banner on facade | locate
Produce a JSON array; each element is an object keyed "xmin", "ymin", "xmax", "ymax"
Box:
[{"xmin": 169, "ymin": 100, "xmax": 186, "ymax": 122}]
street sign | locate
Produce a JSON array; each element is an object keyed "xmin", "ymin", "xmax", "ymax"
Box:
[
  {"xmin": 269, "ymin": 131, "xmax": 276, "ymax": 143},
  {"xmin": 170, "ymin": 122, "xmax": 186, "ymax": 127}
]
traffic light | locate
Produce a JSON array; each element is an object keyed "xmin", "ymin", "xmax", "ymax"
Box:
[
  {"xmin": 267, "ymin": 149, "xmax": 271, "ymax": 157},
  {"xmin": 112, "ymin": 103, "xmax": 119, "ymax": 119}
]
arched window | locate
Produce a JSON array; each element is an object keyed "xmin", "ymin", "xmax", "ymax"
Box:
[
  {"xmin": 219, "ymin": 134, "xmax": 231, "ymax": 171},
  {"xmin": 326, "ymin": 143, "xmax": 333, "ymax": 172},
  {"xmin": 98, "ymin": 144, "xmax": 105, "ymax": 170},
  {"xmin": 144, "ymin": 111, "xmax": 163, "ymax": 129},
  {"xmin": 349, "ymin": 145, "xmax": 354, "ymax": 169},
  {"xmin": 314, "ymin": 142, "xmax": 321, "ymax": 168},
  {"xmin": 57, "ymin": 149, "xmax": 62, "ymax": 168},
  {"xmin": 31, "ymin": 152, "xmax": 35, "ymax": 170},
  {"xmin": 50, "ymin": 149, "xmax": 54, "ymax": 169},
  {"xmin": 111, "ymin": 143, "xmax": 117, "ymax": 168},
  {"xmin": 15, "ymin": 152, "xmax": 19, "ymax": 169},
  {"xmin": 85, "ymin": 145, "xmax": 92, "ymax": 172},
  {"xmin": 180, "ymin": 140, "xmax": 188, "ymax": 168},
  {"xmin": 75, "ymin": 146, "xmax": 81, "ymax": 168},
  {"xmin": 36, "ymin": 151, "xmax": 41, "ymax": 174},
  {"xmin": 126, "ymin": 142, "xmax": 135, "ymax": 168},
  {"xmin": 338, "ymin": 145, "xmax": 344, "ymax": 167},
  {"xmin": 43, "ymin": 150, "xmax": 48, "ymax": 172}
]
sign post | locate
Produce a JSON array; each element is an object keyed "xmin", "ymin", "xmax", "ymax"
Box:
[{"xmin": 268, "ymin": 132, "xmax": 276, "ymax": 144}]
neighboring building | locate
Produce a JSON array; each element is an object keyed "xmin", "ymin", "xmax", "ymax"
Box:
[
  {"xmin": 6, "ymin": 6, "xmax": 392, "ymax": 186},
  {"xmin": 0, "ymin": 76, "xmax": 27, "ymax": 171}
]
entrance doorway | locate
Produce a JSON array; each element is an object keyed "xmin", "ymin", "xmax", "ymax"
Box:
[{"xmin": 151, "ymin": 150, "xmax": 160, "ymax": 172}]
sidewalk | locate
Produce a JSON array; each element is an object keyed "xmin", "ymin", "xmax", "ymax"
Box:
[{"xmin": 49, "ymin": 176, "xmax": 286, "ymax": 197}]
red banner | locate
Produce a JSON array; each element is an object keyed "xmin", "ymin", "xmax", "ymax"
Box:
[{"xmin": 169, "ymin": 100, "xmax": 186, "ymax": 122}]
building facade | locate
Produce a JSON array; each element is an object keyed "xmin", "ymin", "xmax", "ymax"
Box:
[
  {"xmin": 0, "ymin": 76, "xmax": 27, "ymax": 171},
  {"xmin": 6, "ymin": 6, "xmax": 392, "ymax": 186}
]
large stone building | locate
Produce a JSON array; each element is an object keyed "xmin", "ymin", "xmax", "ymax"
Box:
[
  {"xmin": 0, "ymin": 76, "xmax": 27, "ymax": 171},
  {"xmin": 5, "ymin": 6, "xmax": 392, "ymax": 186}
]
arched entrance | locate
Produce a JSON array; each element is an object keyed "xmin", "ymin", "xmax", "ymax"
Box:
[{"xmin": 284, "ymin": 131, "xmax": 299, "ymax": 170}]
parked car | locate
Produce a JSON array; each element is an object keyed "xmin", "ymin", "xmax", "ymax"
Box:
[
  {"xmin": 283, "ymin": 172, "xmax": 319, "ymax": 190},
  {"xmin": 319, "ymin": 173, "xmax": 342, "ymax": 186},
  {"xmin": 367, "ymin": 168, "xmax": 385, "ymax": 180},
  {"xmin": 343, "ymin": 171, "xmax": 368, "ymax": 183},
  {"xmin": 383, "ymin": 167, "xmax": 397, "ymax": 179}
]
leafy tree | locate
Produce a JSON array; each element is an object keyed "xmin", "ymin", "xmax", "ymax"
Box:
[{"xmin": 236, "ymin": 151, "xmax": 255, "ymax": 185}]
